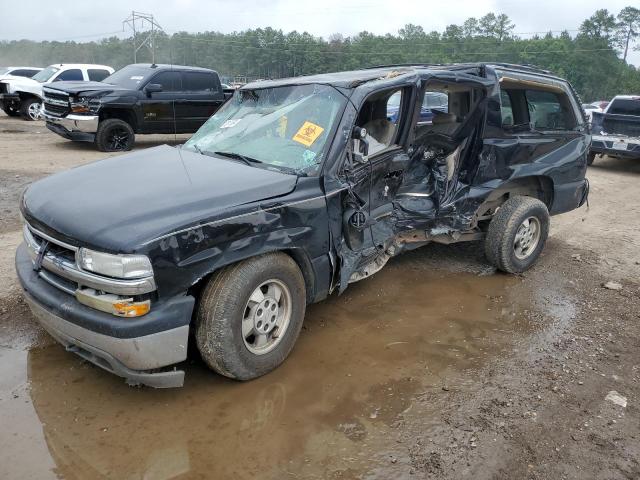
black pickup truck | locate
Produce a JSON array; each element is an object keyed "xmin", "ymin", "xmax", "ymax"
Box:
[
  {"xmin": 590, "ymin": 95, "xmax": 640, "ymax": 164},
  {"xmin": 17, "ymin": 63, "xmax": 589, "ymax": 388},
  {"xmin": 42, "ymin": 64, "xmax": 232, "ymax": 151}
]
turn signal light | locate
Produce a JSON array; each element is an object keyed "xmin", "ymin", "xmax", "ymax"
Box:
[{"xmin": 113, "ymin": 300, "xmax": 151, "ymax": 317}]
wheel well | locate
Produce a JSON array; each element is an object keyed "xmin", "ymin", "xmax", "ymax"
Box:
[
  {"xmin": 17, "ymin": 92, "xmax": 40, "ymax": 102},
  {"xmin": 475, "ymin": 176, "xmax": 554, "ymax": 226},
  {"xmin": 187, "ymin": 249, "xmax": 315, "ymax": 308},
  {"xmin": 99, "ymin": 109, "xmax": 137, "ymax": 131}
]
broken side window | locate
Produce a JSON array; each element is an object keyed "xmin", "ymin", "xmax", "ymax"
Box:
[{"xmin": 357, "ymin": 88, "xmax": 404, "ymax": 156}]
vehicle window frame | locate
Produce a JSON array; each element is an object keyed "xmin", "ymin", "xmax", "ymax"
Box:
[
  {"xmin": 148, "ymin": 70, "xmax": 183, "ymax": 92},
  {"xmin": 182, "ymin": 71, "xmax": 219, "ymax": 93},
  {"xmin": 523, "ymin": 88, "xmax": 577, "ymax": 132},
  {"xmin": 87, "ymin": 68, "xmax": 111, "ymax": 82},
  {"xmin": 53, "ymin": 68, "xmax": 84, "ymax": 82}
]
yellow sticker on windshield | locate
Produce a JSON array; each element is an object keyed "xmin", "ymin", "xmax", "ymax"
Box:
[{"xmin": 293, "ymin": 121, "xmax": 324, "ymax": 147}]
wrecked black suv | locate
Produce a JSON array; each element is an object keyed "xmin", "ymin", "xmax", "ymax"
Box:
[{"xmin": 16, "ymin": 63, "xmax": 589, "ymax": 387}]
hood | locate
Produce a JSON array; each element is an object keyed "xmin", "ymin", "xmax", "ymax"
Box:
[
  {"xmin": 46, "ymin": 81, "xmax": 132, "ymax": 97},
  {"xmin": 2, "ymin": 76, "xmax": 42, "ymax": 96},
  {"xmin": 23, "ymin": 145, "xmax": 298, "ymax": 251}
]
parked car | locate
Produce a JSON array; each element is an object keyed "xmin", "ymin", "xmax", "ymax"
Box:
[
  {"xmin": 0, "ymin": 64, "xmax": 114, "ymax": 120},
  {"xmin": 42, "ymin": 63, "xmax": 232, "ymax": 151},
  {"xmin": 590, "ymin": 95, "xmax": 640, "ymax": 164},
  {"xmin": 0, "ymin": 66, "xmax": 42, "ymax": 82},
  {"xmin": 16, "ymin": 63, "xmax": 589, "ymax": 388}
]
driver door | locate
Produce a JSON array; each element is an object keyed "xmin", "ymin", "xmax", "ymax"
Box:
[{"xmin": 341, "ymin": 86, "xmax": 414, "ymax": 254}]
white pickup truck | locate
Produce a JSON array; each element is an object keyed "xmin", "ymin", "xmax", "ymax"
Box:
[
  {"xmin": 590, "ymin": 95, "xmax": 640, "ymax": 164},
  {"xmin": 0, "ymin": 63, "xmax": 113, "ymax": 120}
]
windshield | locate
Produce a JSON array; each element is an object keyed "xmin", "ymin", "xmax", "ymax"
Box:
[
  {"xmin": 32, "ymin": 66, "xmax": 59, "ymax": 83},
  {"xmin": 184, "ymin": 84, "xmax": 347, "ymax": 175},
  {"xmin": 607, "ymin": 98, "xmax": 640, "ymax": 116},
  {"xmin": 103, "ymin": 65, "xmax": 152, "ymax": 89}
]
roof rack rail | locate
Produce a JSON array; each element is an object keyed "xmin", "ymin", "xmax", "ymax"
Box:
[
  {"xmin": 364, "ymin": 62, "xmax": 553, "ymax": 75},
  {"xmin": 487, "ymin": 62, "xmax": 552, "ymax": 75}
]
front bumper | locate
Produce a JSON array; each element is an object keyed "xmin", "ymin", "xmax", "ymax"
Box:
[
  {"xmin": 43, "ymin": 111, "xmax": 98, "ymax": 142},
  {"xmin": 16, "ymin": 243, "xmax": 195, "ymax": 388},
  {"xmin": 591, "ymin": 135, "xmax": 640, "ymax": 159}
]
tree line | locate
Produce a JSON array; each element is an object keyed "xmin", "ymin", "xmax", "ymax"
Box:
[{"xmin": 1, "ymin": 8, "xmax": 639, "ymax": 101}]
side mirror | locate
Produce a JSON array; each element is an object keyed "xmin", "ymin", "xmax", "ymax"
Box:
[
  {"xmin": 144, "ymin": 83, "xmax": 163, "ymax": 96},
  {"xmin": 351, "ymin": 127, "xmax": 369, "ymax": 164}
]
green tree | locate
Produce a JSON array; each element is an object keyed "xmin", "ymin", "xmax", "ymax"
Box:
[{"xmin": 616, "ymin": 6, "xmax": 640, "ymax": 62}]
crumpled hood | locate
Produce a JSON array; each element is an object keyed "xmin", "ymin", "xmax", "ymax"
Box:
[{"xmin": 23, "ymin": 145, "xmax": 298, "ymax": 252}]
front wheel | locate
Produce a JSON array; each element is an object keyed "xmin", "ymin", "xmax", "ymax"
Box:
[
  {"xmin": 95, "ymin": 118, "xmax": 135, "ymax": 152},
  {"xmin": 195, "ymin": 252, "xmax": 306, "ymax": 380},
  {"xmin": 485, "ymin": 196, "xmax": 550, "ymax": 273},
  {"xmin": 19, "ymin": 98, "xmax": 42, "ymax": 121}
]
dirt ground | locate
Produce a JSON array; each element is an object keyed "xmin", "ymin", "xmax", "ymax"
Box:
[{"xmin": 0, "ymin": 111, "xmax": 638, "ymax": 480}]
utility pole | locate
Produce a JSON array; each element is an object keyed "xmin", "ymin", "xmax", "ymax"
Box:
[{"xmin": 122, "ymin": 11, "xmax": 163, "ymax": 63}]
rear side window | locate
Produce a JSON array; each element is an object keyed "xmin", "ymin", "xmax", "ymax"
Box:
[
  {"xmin": 55, "ymin": 69, "xmax": 83, "ymax": 81},
  {"xmin": 607, "ymin": 98, "xmax": 640, "ymax": 116},
  {"xmin": 525, "ymin": 90, "xmax": 575, "ymax": 130},
  {"xmin": 150, "ymin": 71, "xmax": 182, "ymax": 91},
  {"xmin": 183, "ymin": 72, "xmax": 217, "ymax": 92},
  {"xmin": 88, "ymin": 69, "xmax": 110, "ymax": 82},
  {"xmin": 500, "ymin": 90, "xmax": 514, "ymax": 126}
]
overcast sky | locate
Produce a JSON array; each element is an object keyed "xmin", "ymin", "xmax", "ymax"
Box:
[{"xmin": 2, "ymin": 0, "xmax": 639, "ymax": 66}]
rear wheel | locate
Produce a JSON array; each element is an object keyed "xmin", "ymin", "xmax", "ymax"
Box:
[
  {"xmin": 19, "ymin": 98, "xmax": 41, "ymax": 121},
  {"xmin": 195, "ymin": 252, "xmax": 306, "ymax": 380},
  {"xmin": 95, "ymin": 118, "xmax": 135, "ymax": 152},
  {"xmin": 485, "ymin": 196, "xmax": 550, "ymax": 273}
]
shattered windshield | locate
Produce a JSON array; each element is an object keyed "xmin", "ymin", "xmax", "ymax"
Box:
[
  {"xmin": 32, "ymin": 66, "xmax": 59, "ymax": 83},
  {"xmin": 184, "ymin": 84, "xmax": 347, "ymax": 175}
]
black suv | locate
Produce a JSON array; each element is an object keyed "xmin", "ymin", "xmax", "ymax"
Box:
[
  {"xmin": 17, "ymin": 63, "xmax": 590, "ymax": 387},
  {"xmin": 42, "ymin": 64, "xmax": 231, "ymax": 151}
]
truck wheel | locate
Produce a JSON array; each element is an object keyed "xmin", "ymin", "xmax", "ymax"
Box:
[
  {"xmin": 95, "ymin": 118, "xmax": 135, "ymax": 152},
  {"xmin": 195, "ymin": 252, "xmax": 306, "ymax": 380},
  {"xmin": 2, "ymin": 105, "xmax": 19, "ymax": 117},
  {"xmin": 485, "ymin": 196, "xmax": 549, "ymax": 273},
  {"xmin": 19, "ymin": 98, "xmax": 41, "ymax": 121},
  {"xmin": 587, "ymin": 152, "xmax": 596, "ymax": 166}
]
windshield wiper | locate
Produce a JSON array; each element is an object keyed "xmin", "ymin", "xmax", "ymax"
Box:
[
  {"xmin": 191, "ymin": 143, "xmax": 204, "ymax": 155},
  {"xmin": 213, "ymin": 151, "xmax": 263, "ymax": 166}
]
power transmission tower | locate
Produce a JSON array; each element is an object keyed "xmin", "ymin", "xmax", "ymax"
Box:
[{"xmin": 122, "ymin": 11, "xmax": 163, "ymax": 63}]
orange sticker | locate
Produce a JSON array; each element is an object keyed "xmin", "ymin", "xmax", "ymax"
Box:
[{"xmin": 292, "ymin": 121, "xmax": 324, "ymax": 147}]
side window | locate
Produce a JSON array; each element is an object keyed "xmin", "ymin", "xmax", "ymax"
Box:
[
  {"xmin": 525, "ymin": 89, "xmax": 576, "ymax": 130},
  {"xmin": 54, "ymin": 69, "xmax": 83, "ymax": 81},
  {"xmin": 12, "ymin": 69, "xmax": 38, "ymax": 78},
  {"xmin": 356, "ymin": 88, "xmax": 404, "ymax": 156},
  {"xmin": 150, "ymin": 71, "xmax": 182, "ymax": 92},
  {"xmin": 88, "ymin": 69, "xmax": 110, "ymax": 82},
  {"xmin": 182, "ymin": 72, "xmax": 217, "ymax": 92},
  {"xmin": 500, "ymin": 90, "xmax": 514, "ymax": 126}
]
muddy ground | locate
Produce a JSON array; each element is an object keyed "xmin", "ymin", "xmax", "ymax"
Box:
[{"xmin": 0, "ymin": 111, "xmax": 638, "ymax": 480}]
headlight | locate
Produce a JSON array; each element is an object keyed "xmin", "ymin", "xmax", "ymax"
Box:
[{"xmin": 78, "ymin": 248, "xmax": 153, "ymax": 279}]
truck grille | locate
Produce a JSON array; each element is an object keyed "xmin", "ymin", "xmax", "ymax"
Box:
[
  {"xmin": 0, "ymin": 82, "xmax": 7, "ymax": 94},
  {"xmin": 43, "ymin": 89, "xmax": 70, "ymax": 117},
  {"xmin": 602, "ymin": 118, "xmax": 640, "ymax": 137}
]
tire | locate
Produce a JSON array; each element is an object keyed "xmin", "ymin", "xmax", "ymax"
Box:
[
  {"xmin": 2, "ymin": 105, "xmax": 19, "ymax": 117},
  {"xmin": 95, "ymin": 118, "xmax": 135, "ymax": 152},
  {"xmin": 19, "ymin": 98, "xmax": 41, "ymax": 121},
  {"xmin": 484, "ymin": 195, "xmax": 550, "ymax": 273},
  {"xmin": 195, "ymin": 252, "xmax": 306, "ymax": 380},
  {"xmin": 587, "ymin": 152, "xmax": 596, "ymax": 166}
]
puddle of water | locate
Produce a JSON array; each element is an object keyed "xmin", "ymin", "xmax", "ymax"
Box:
[{"xmin": 2, "ymin": 255, "xmax": 543, "ymax": 479}]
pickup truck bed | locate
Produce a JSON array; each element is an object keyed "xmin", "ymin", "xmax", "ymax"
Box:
[{"xmin": 590, "ymin": 96, "xmax": 640, "ymax": 161}]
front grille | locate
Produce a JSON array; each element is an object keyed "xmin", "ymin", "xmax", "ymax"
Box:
[
  {"xmin": 602, "ymin": 118, "xmax": 640, "ymax": 137},
  {"xmin": 43, "ymin": 89, "xmax": 70, "ymax": 117},
  {"xmin": 0, "ymin": 82, "xmax": 7, "ymax": 94}
]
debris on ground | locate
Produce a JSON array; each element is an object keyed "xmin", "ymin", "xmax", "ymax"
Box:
[{"xmin": 605, "ymin": 391, "xmax": 628, "ymax": 408}]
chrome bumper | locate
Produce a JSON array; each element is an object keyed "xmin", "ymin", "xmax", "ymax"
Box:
[
  {"xmin": 42, "ymin": 111, "xmax": 99, "ymax": 133},
  {"xmin": 24, "ymin": 291, "xmax": 188, "ymax": 388}
]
